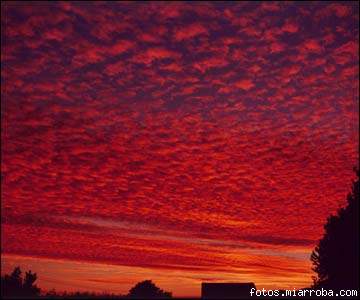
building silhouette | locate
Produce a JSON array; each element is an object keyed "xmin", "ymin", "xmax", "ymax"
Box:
[{"xmin": 201, "ymin": 282, "xmax": 256, "ymax": 299}]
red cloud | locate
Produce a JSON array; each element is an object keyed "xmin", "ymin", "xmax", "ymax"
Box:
[
  {"xmin": 328, "ymin": 4, "xmax": 350, "ymax": 17},
  {"xmin": 234, "ymin": 79, "xmax": 255, "ymax": 90},
  {"xmin": 174, "ymin": 23, "xmax": 209, "ymax": 41},
  {"xmin": 193, "ymin": 55, "xmax": 228, "ymax": 73},
  {"xmin": 281, "ymin": 21, "xmax": 299, "ymax": 33},
  {"xmin": 107, "ymin": 40, "xmax": 135, "ymax": 55},
  {"xmin": 104, "ymin": 61, "xmax": 125, "ymax": 76},
  {"xmin": 334, "ymin": 41, "xmax": 358, "ymax": 55},
  {"xmin": 302, "ymin": 39, "xmax": 323, "ymax": 52},
  {"xmin": 261, "ymin": 2, "xmax": 281, "ymax": 12},
  {"xmin": 270, "ymin": 42, "xmax": 285, "ymax": 53},
  {"xmin": 44, "ymin": 27, "xmax": 69, "ymax": 42},
  {"xmin": 132, "ymin": 47, "xmax": 181, "ymax": 65}
]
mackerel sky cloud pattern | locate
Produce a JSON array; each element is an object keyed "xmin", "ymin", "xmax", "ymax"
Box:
[{"xmin": 1, "ymin": 1, "xmax": 359, "ymax": 297}]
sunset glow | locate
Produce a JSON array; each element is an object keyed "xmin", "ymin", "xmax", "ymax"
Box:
[{"xmin": 1, "ymin": 2, "xmax": 359, "ymax": 297}]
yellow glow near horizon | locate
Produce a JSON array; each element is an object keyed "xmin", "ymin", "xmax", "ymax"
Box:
[{"xmin": 1, "ymin": 253, "xmax": 313, "ymax": 297}]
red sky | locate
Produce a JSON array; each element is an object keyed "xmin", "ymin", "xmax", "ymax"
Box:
[{"xmin": 1, "ymin": 1, "xmax": 359, "ymax": 297}]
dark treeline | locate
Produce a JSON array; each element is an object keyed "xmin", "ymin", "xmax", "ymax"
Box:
[
  {"xmin": 311, "ymin": 168, "xmax": 359, "ymax": 291},
  {"xmin": 1, "ymin": 270, "xmax": 171, "ymax": 299}
]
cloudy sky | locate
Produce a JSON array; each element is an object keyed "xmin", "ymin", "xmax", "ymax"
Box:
[{"xmin": 1, "ymin": 1, "xmax": 359, "ymax": 297}]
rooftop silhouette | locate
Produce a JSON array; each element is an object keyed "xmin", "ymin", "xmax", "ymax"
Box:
[{"xmin": 201, "ymin": 282, "xmax": 256, "ymax": 299}]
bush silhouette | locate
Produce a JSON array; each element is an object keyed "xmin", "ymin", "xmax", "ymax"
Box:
[
  {"xmin": 1, "ymin": 266, "xmax": 41, "ymax": 298},
  {"xmin": 127, "ymin": 280, "xmax": 172, "ymax": 299},
  {"xmin": 311, "ymin": 168, "xmax": 359, "ymax": 290}
]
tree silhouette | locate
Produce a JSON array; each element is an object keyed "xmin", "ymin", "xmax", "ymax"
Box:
[
  {"xmin": 1, "ymin": 266, "xmax": 41, "ymax": 298},
  {"xmin": 127, "ymin": 280, "xmax": 172, "ymax": 299},
  {"xmin": 23, "ymin": 270, "xmax": 41, "ymax": 297},
  {"xmin": 311, "ymin": 168, "xmax": 359, "ymax": 290}
]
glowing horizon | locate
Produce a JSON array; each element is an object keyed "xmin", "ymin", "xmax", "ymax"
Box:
[{"xmin": 2, "ymin": 252, "xmax": 313, "ymax": 297}]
